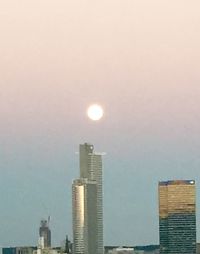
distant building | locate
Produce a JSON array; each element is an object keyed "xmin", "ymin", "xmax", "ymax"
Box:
[
  {"xmin": 108, "ymin": 247, "xmax": 134, "ymax": 254},
  {"xmin": 134, "ymin": 251, "xmax": 144, "ymax": 254},
  {"xmin": 105, "ymin": 245, "xmax": 159, "ymax": 254},
  {"xmin": 16, "ymin": 247, "xmax": 37, "ymax": 254},
  {"xmin": 2, "ymin": 248, "xmax": 16, "ymax": 254},
  {"xmin": 64, "ymin": 235, "xmax": 72, "ymax": 254},
  {"xmin": 159, "ymin": 180, "xmax": 196, "ymax": 254},
  {"xmin": 197, "ymin": 243, "xmax": 200, "ymax": 254},
  {"xmin": 72, "ymin": 143, "xmax": 103, "ymax": 254},
  {"xmin": 134, "ymin": 245, "xmax": 159, "ymax": 254},
  {"xmin": 3, "ymin": 247, "xmax": 37, "ymax": 254},
  {"xmin": 59, "ymin": 235, "xmax": 72, "ymax": 254},
  {"xmin": 33, "ymin": 248, "xmax": 58, "ymax": 254},
  {"xmin": 39, "ymin": 218, "xmax": 51, "ymax": 248}
]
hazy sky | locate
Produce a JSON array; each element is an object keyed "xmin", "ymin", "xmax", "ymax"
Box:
[{"xmin": 1, "ymin": 0, "xmax": 200, "ymax": 247}]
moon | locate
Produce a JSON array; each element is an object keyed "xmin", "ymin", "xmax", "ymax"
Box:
[{"xmin": 87, "ymin": 104, "xmax": 104, "ymax": 121}]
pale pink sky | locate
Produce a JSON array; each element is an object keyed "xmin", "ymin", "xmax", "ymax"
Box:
[{"xmin": 0, "ymin": 0, "xmax": 200, "ymax": 246}]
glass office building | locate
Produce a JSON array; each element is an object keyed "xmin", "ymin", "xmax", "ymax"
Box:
[
  {"xmin": 72, "ymin": 143, "xmax": 103, "ymax": 254},
  {"xmin": 72, "ymin": 179, "xmax": 97, "ymax": 254},
  {"xmin": 159, "ymin": 180, "xmax": 196, "ymax": 254}
]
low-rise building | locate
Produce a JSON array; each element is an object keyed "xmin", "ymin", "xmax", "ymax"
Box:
[
  {"xmin": 107, "ymin": 247, "xmax": 134, "ymax": 254},
  {"xmin": 3, "ymin": 247, "xmax": 37, "ymax": 254}
]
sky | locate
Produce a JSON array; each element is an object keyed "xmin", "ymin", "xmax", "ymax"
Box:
[{"xmin": 0, "ymin": 0, "xmax": 200, "ymax": 247}]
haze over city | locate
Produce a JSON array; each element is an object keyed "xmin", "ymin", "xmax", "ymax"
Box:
[{"xmin": 0, "ymin": 0, "xmax": 200, "ymax": 248}]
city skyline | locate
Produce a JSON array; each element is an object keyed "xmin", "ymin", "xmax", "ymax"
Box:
[{"xmin": 1, "ymin": 0, "xmax": 200, "ymax": 246}]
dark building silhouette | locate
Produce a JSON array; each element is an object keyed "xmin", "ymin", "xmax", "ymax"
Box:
[
  {"xmin": 65, "ymin": 235, "xmax": 72, "ymax": 254},
  {"xmin": 39, "ymin": 218, "xmax": 51, "ymax": 248}
]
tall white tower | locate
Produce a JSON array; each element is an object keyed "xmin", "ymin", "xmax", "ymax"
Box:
[{"xmin": 72, "ymin": 143, "xmax": 103, "ymax": 254}]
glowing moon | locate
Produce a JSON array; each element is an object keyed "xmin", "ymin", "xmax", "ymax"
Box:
[{"xmin": 87, "ymin": 104, "xmax": 104, "ymax": 121}]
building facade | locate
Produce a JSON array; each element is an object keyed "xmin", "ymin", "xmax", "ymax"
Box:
[
  {"xmin": 72, "ymin": 143, "xmax": 103, "ymax": 254},
  {"xmin": 3, "ymin": 247, "xmax": 37, "ymax": 254},
  {"xmin": 159, "ymin": 180, "xmax": 196, "ymax": 254},
  {"xmin": 39, "ymin": 219, "xmax": 51, "ymax": 248},
  {"xmin": 72, "ymin": 179, "xmax": 97, "ymax": 254},
  {"xmin": 107, "ymin": 248, "xmax": 135, "ymax": 254}
]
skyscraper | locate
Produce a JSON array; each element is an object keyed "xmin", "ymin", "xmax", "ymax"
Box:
[
  {"xmin": 72, "ymin": 143, "xmax": 103, "ymax": 254},
  {"xmin": 39, "ymin": 218, "xmax": 51, "ymax": 248},
  {"xmin": 159, "ymin": 180, "xmax": 196, "ymax": 254},
  {"xmin": 72, "ymin": 179, "xmax": 98, "ymax": 254}
]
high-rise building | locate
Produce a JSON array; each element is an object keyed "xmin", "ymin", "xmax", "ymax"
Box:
[
  {"xmin": 72, "ymin": 143, "xmax": 103, "ymax": 254},
  {"xmin": 159, "ymin": 180, "xmax": 196, "ymax": 254},
  {"xmin": 72, "ymin": 179, "xmax": 97, "ymax": 254},
  {"xmin": 39, "ymin": 219, "xmax": 51, "ymax": 248}
]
